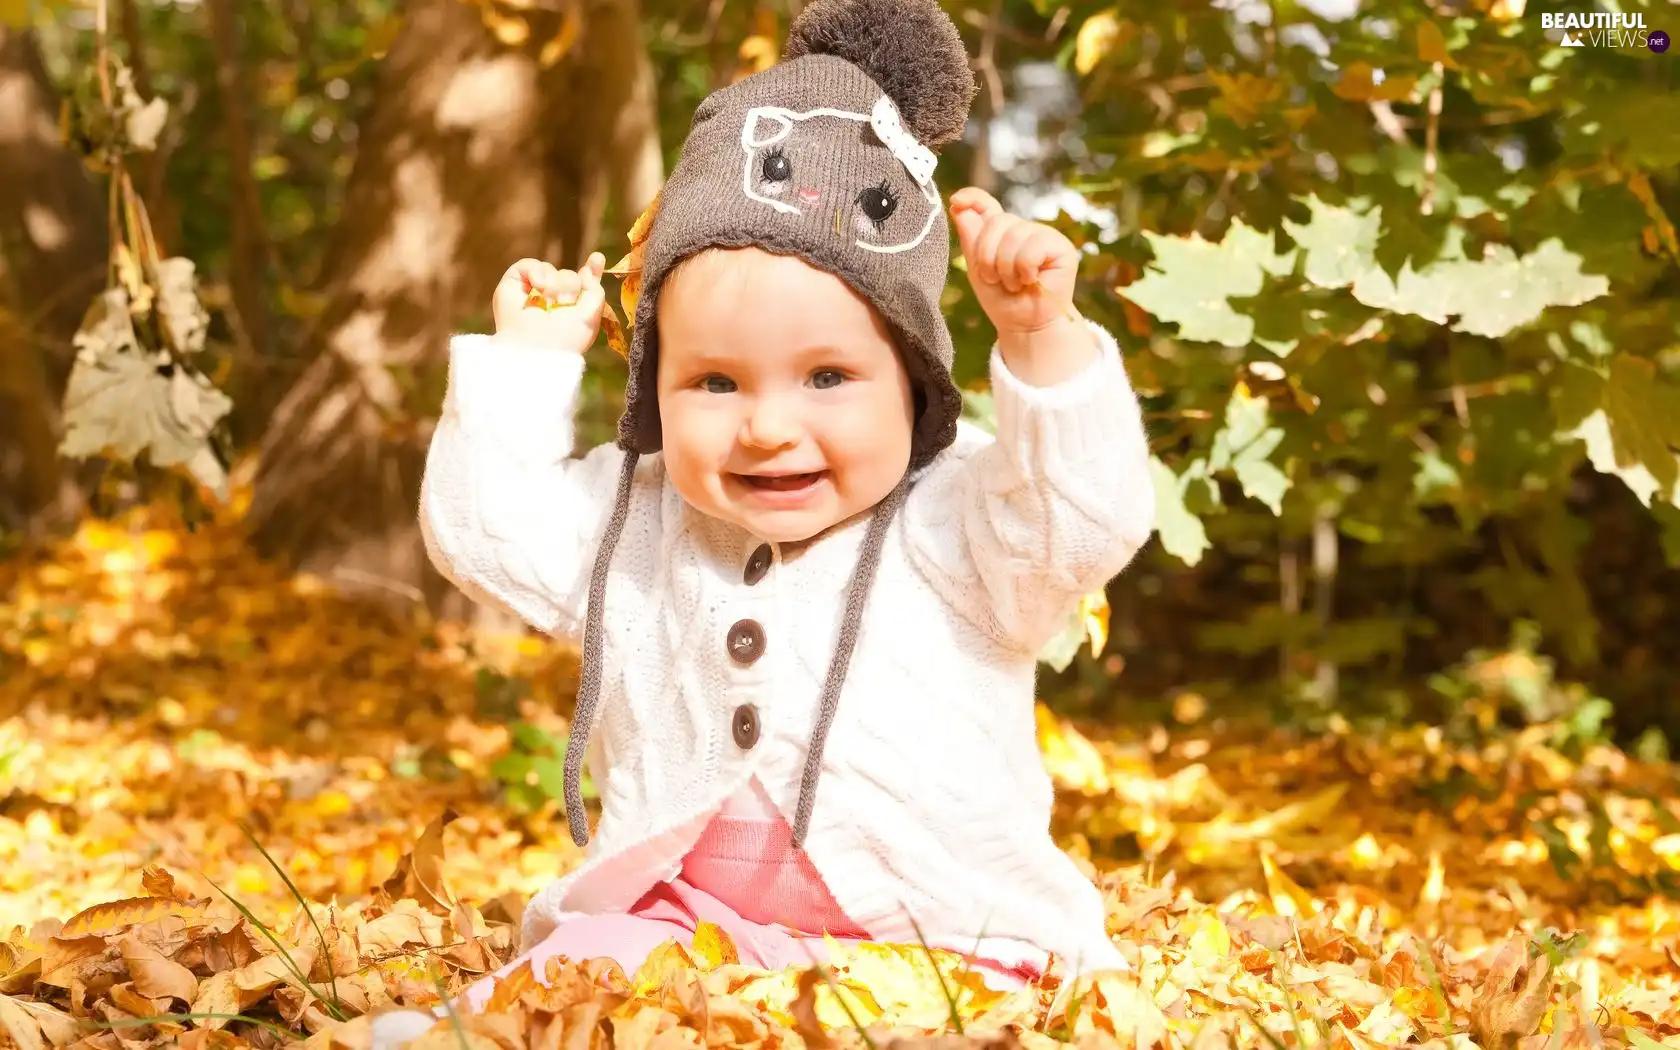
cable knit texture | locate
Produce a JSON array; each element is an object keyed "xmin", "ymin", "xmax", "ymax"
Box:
[{"xmin": 418, "ymin": 318, "xmax": 1155, "ymax": 979}]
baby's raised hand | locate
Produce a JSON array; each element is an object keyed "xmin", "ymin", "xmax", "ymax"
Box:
[
  {"xmin": 950, "ymin": 188, "xmax": 1080, "ymax": 338},
  {"xmin": 492, "ymin": 252, "xmax": 607, "ymax": 352}
]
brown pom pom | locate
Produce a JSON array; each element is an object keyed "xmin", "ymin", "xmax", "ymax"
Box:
[{"xmin": 783, "ymin": 0, "xmax": 977, "ymax": 149}]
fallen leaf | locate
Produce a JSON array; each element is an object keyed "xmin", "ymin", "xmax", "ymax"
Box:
[{"xmin": 118, "ymin": 933, "xmax": 198, "ymax": 1004}]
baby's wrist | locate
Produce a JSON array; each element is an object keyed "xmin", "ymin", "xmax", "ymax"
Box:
[{"xmin": 994, "ymin": 310, "xmax": 1097, "ymax": 387}]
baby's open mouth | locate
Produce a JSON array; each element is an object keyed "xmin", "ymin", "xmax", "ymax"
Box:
[{"xmin": 736, "ymin": 471, "xmax": 827, "ymax": 492}]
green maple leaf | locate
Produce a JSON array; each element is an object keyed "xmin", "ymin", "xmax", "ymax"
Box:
[
  {"xmin": 1120, "ymin": 219, "xmax": 1296, "ymax": 348},
  {"xmin": 1280, "ymin": 196, "xmax": 1609, "ymax": 339},
  {"xmin": 1440, "ymin": 240, "xmax": 1609, "ymax": 338},
  {"xmin": 1209, "ymin": 386, "xmax": 1290, "ymax": 515},
  {"xmin": 1149, "ymin": 456, "xmax": 1210, "ymax": 566},
  {"xmin": 1358, "ymin": 237, "xmax": 1607, "ymax": 338},
  {"xmin": 1283, "ymin": 195, "xmax": 1382, "ymax": 291},
  {"xmin": 1553, "ymin": 355, "xmax": 1680, "ymax": 507}
]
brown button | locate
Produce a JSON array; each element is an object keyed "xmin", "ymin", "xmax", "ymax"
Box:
[
  {"xmin": 744, "ymin": 543, "xmax": 773, "ymax": 585},
  {"xmin": 726, "ymin": 619, "xmax": 765, "ymax": 665},
  {"xmin": 732, "ymin": 703, "xmax": 760, "ymax": 749}
]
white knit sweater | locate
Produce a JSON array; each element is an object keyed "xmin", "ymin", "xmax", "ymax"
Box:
[{"xmin": 418, "ymin": 318, "xmax": 1155, "ymax": 979}]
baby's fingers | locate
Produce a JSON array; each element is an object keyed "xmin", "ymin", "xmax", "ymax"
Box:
[{"xmin": 549, "ymin": 268, "xmax": 586, "ymax": 305}]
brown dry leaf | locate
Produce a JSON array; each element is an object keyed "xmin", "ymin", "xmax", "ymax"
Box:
[
  {"xmin": 605, "ymin": 188, "xmax": 659, "ymax": 331},
  {"xmin": 107, "ymin": 979, "xmax": 174, "ymax": 1019},
  {"xmin": 138, "ymin": 867, "xmax": 183, "ymax": 901},
  {"xmin": 1470, "ymin": 940, "xmax": 1552, "ymax": 1047},
  {"xmin": 611, "ymin": 1004, "xmax": 681, "ymax": 1050},
  {"xmin": 789, "ymin": 968, "xmax": 834, "ymax": 1050},
  {"xmin": 380, "ymin": 811, "xmax": 457, "ymax": 916},
  {"xmin": 358, "ymin": 900, "xmax": 442, "ymax": 957},
  {"xmin": 190, "ymin": 941, "xmax": 319, "ymax": 1031},
  {"xmin": 0, "ymin": 993, "xmax": 85, "ymax": 1048},
  {"xmin": 37, "ymin": 936, "xmax": 119, "ymax": 993},
  {"xmin": 118, "ymin": 933, "xmax": 197, "ymax": 1004},
  {"xmin": 600, "ymin": 302, "xmax": 630, "ymax": 359},
  {"xmin": 57, "ymin": 898, "xmax": 208, "ymax": 941},
  {"xmin": 444, "ymin": 901, "xmax": 497, "ymax": 974}
]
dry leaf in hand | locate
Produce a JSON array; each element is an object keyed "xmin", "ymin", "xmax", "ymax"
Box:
[
  {"xmin": 607, "ymin": 188, "xmax": 660, "ymax": 330},
  {"xmin": 600, "ymin": 303, "xmax": 630, "ymax": 359}
]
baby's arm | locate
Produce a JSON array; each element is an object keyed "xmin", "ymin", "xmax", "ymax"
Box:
[
  {"xmin": 903, "ymin": 317, "xmax": 1154, "ymax": 653},
  {"xmin": 906, "ymin": 191, "xmax": 1155, "ymax": 653},
  {"xmin": 419, "ymin": 255, "xmax": 625, "ymax": 641}
]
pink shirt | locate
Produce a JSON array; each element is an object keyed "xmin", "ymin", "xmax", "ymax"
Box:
[{"xmin": 678, "ymin": 776, "xmax": 872, "ymax": 938}]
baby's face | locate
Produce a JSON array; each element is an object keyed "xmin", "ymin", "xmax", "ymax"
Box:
[{"xmin": 656, "ymin": 247, "xmax": 915, "ymax": 544}]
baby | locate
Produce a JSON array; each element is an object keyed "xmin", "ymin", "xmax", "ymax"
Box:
[{"xmin": 415, "ymin": 0, "xmax": 1155, "ymax": 1016}]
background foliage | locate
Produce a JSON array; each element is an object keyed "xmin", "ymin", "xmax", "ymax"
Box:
[{"xmin": 2, "ymin": 0, "xmax": 1678, "ymax": 738}]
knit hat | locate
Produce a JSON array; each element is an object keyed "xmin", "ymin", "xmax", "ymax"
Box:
[{"xmin": 562, "ymin": 0, "xmax": 978, "ymax": 849}]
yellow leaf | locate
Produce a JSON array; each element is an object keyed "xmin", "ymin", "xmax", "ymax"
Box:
[
  {"xmin": 689, "ymin": 921, "xmax": 738, "ymax": 970},
  {"xmin": 1357, "ymin": 996, "xmax": 1417, "ymax": 1044},
  {"xmin": 1184, "ymin": 910, "xmax": 1231, "ymax": 963},
  {"xmin": 1331, "ymin": 62, "xmax": 1418, "ymax": 102},
  {"xmin": 1416, "ymin": 20, "xmax": 1452, "ymax": 67},
  {"xmin": 1392, "ymin": 986, "xmax": 1448, "ymax": 1023},
  {"xmin": 1259, "ymin": 848, "xmax": 1317, "ymax": 917},
  {"xmin": 1079, "ymin": 591, "xmax": 1109, "ymax": 657},
  {"xmin": 1035, "ymin": 702, "xmax": 1112, "ymax": 794},
  {"xmin": 1074, "ymin": 9, "xmax": 1126, "ymax": 77},
  {"xmin": 737, "ymin": 34, "xmax": 778, "ymax": 76},
  {"xmin": 626, "ymin": 188, "xmax": 661, "ymax": 249},
  {"xmin": 629, "ymin": 939, "xmax": 696, "ymax": 1001},
  {"xmin": 57, "ymin": 896, "xmax": 207, "ymax": 940},
  {"xmin": 601, "ymin": 302, "xmax": 630, "ymax": 359},
  {"xmin": 817, "ymin": 937, "xmax": 996, "ymax": 1028}
]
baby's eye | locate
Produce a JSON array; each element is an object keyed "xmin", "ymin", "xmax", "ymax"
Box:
[
  {"xmin": 856, "ymin": 180, "xmax": 899, "ymax": 227},
  {"xmin": 761, "ymin": 147, "xmax": 792, "ymax": 184},
  {"xmin": 811, "ymin": 370, "xmax": 845, "ymax": 390},
  {"xmin": 701, "ymin": 375, "xmax": 737, "ymax": 394}
]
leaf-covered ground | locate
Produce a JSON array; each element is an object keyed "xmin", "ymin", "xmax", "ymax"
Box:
[{"xmin": 3, "ymin": 510, "xmax": 1679, "ymax": 1049}]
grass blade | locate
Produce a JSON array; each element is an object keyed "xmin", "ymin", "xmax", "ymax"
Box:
[
  {"xmin": 904, "ymin": 912, "xmax": 966, "ymax": 1035},
  {"xmin": 204, "ymin": 874, "xmax": 344, "ymax": 1021},
  {"xmin": 239, "ymin": 821, "xmax": 346, "ymax": 1018},
  {"xmin": 89, "ymin": 1011, "xmax": 303, "ymax": 1041}
]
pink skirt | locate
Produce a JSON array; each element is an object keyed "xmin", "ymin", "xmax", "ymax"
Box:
[{"xmin": 462, "ymin": 783, "xmax": 1040, "ymax": 1010}]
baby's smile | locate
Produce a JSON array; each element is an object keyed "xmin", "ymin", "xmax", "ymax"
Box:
[{"xmin": 730, "ymin": 469, "xmax": 831, "ymax": 508}]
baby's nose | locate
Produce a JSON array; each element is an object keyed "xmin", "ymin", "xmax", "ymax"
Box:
[{"xmin": 798, "ymin": 187, "xmax": 821, "ymax": 204}]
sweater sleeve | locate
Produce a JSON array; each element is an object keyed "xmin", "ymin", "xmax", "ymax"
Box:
[
  {"xmin": 418, "ymin": 333, "xmax": 629, "ymax": 643},
  {"xmin": 902, "ymin": 319, "xmax": 1155, "ymax": 655}
]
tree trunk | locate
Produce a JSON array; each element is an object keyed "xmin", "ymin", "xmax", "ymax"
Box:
[
  {"xmin": 203, "ymin": 0, "xmax": 271, "ymax": 382},
  {"xmin": 0, "ymin": 26, "xmax": 109, "ymax": 534},
  {"xmin": 243, "ymin": 0, "xmax": 663, "ymax": 616}
]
